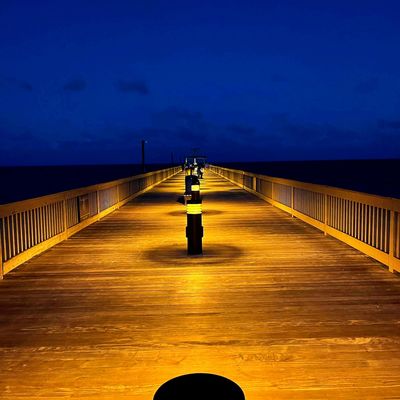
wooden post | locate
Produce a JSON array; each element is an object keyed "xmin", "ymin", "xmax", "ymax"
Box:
[
  {"xmin": 388, "ymin": 209, "xmax": 396, "ymax": 273},
  {"xmin": 0, "ymin": 222, "xmax": 3, "ymax": 280},
  {"xmin": 291, "ymin": 186, "xmax": 294, "ymax": 217},
  {"xmin": 271, "ymin": 182, "xmax": 275, "ymax": 202},
  {"xmin": 62, "ymin": 198, "xmax": 68, "ymax": 239},
  {"xmin": 96, "ymin": 190, "xmax": 101, "ymax": 215},
  {"xmin": 324, "ymin": 193, "xmax": 328, "ymax": 236}
]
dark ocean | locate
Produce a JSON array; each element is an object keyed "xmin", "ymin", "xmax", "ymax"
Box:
[
  {"xmin": 219, "ymin": 159, "xmax": 400, "ymax": 199},
  {"xmin": 0, "ymin": 164, "xmax": 172, "ymax": 204},
  {"xmin": 0, "ymin": 159, "xmax": 399, "ymax": 204}
]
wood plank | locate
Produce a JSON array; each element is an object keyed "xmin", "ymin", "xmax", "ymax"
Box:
[{"xmin": 0, "ymin": 171, "xmax": 400, "ymax": 399}]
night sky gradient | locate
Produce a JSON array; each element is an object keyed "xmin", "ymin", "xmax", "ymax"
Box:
[{"xmin": 1, "ymin": 0, "xmax": 400, "ymax": 165}]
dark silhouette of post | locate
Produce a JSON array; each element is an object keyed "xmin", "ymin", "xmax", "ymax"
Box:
[
  {"xmin": 141, "ymin": 140, "xmax": 147, "ymax": 173},
  {"xmin": 154, "ymin": 373, "xmax": 245, "ymax": 399}
]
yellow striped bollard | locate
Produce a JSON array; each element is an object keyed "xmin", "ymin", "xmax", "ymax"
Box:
[{"xmin": 186, "ymin": 183, "xmax": 203, "ymax": 255}]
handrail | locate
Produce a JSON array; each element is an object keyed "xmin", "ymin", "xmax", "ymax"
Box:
[
  {"xmin": 0, "ymin": 166, "xmax": 181, "ymax": 277},
  {"xmin": 210, "ymin": 164, "xmax": 400, "ymax": 274}
]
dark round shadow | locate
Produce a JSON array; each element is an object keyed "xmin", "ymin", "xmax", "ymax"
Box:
[
  {"xmin": 168, "ymin": 209, "xmax": 186, "ymax": 216},
  {"xmin": 154, "ymin": 373, "xmax": 245, "ymax": 400},
  {"xmin": 144, "ymin": 244, "xmax": 243, "ymax": 266},
  {"xmin": 203, "ymin": 209, "xmax": 224, "ymax": 216}
]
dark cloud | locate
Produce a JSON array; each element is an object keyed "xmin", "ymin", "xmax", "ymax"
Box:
[
  {"xmin": 148, "ymin": 108, "xmax": 264, "ymax": 153},
  {"xmin": 151, "ymin": 108, "xmax": 207, "ymax": 136},
  {"xmin": 17, "ymin": 81, "xmax": 33, "ymax": 92},
  {"xmin": 63, "ymin": 79, "xmax": 86, "ymax": 92},
  {"xmin": 0, "ymin": 117, "xmax": 33, "ymax": 140},
  {"xmin": 283, "ymin": 122, "xmax": 362, "ymax": 144},
  {"xmin": 0, "ymin": 76, "xmax": 33, "ymax": 91},
  {"xmin": 116, "ymin": 80, "xmax": 149, "ymax": 94},
  {"xmin": 267, "ymin": 114, "xmax": 365, "ymax": 148},
  {"xmin": 18, "ymin": 81, "xmax": 33, "ymax": 91},
  {"xmin": 354, "ymin": 77, "xmax": 379, "ymax": 95},
  {"xmin": 147, "ymin": 109, "xmax": 276, "ymax": 153},
  {"xmin": 269, "ymin": 112, "xmax": 290, "ymax": 125},
  {"xmin": 225, "ymin": 124, "xmax": 256, "ymax": 136},
  {"xmin": 75, "ymin": 124, "xmax": 136, "ymax": 144},
  {"xmin": 271, "ymin": 73, "xmax": 287, "ymax": 83},
  {"xmin": 0, "ymin": 127, "xmax": 43, "ymax": 153},
  {"xmin": 378, "ymin": 119, "xmax": 400, "ymax": 129},
  {"xmin": 140, "ymin": 127, "xmax": 173, "ymax": 139},
  {"xmin": 248, "ymin": 119, "xmax": 394, "ymax": 161},
  {"xmin": 12, "ymin": 131, "xmax": 36, "ymax": 141}
]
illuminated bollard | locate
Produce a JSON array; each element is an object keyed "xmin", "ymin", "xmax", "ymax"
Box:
[
  {"xmin": 184, "ymin": 174, "xmax": 199, "ymax": 204},
  {"xmin": 191, "ymin": 183, "xmax": 200, "ymax": 202},
  {"xmin": 186, "ymin": 183, "xmax": 203, "ymax": 255}
]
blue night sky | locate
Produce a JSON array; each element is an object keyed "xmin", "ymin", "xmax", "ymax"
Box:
[{"xmin": 1, "ymin": 0, "xmax": 400, "ymax": 165}]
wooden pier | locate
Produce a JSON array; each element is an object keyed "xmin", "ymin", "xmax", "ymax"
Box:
[{"xmin": 1, "ymin": 171, "xmax": 400, "ymax": 399}]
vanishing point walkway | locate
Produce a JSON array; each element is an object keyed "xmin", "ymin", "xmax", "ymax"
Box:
[{"xmin": 1, "ymin": 171, "xmax": 400, "ymax": 399}]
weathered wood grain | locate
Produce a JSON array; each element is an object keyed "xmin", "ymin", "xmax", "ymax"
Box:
[{"xmin": 0, "ymin": 171, "xmax": 400, "ymax": 399}]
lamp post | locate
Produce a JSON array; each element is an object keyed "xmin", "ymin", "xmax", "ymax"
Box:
[{"xmin": 141, "ymin": 139, "xmax": 147, "ymax": 173}]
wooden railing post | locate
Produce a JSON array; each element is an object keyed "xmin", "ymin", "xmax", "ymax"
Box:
[
  {"xmin": 324, "ymin": 193, "xmax": 328, "ymax": 236},
  {"xmin": 62, "ymin": 198, "xmax": 68, "ymax": 239},
  {"xmin": 389, "ymin": 208, "xmax": 395, "ymax": 273},
  {"xmin": 0, "ymin": 224, "xmax": 3, "ymax": 279},
  {"xmin": 291, "ymin": 186, "xmax": 294, "ymax": 217},
  {"xmin": 271, "ymin": 182, "xmax": 275, "ymax": 201},
  {"xmin": 96, "ymin": 190, "xmax": 101, "ymax": 215}
]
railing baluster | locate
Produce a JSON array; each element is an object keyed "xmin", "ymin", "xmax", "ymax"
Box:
[
  {"xmin": 0, "ymin": 219, "xmax": 4, "ymax": 277},
  {"xmin": 367, "ymin": 205, "xmax": 371, "ymax": 247},
  {"xmin": 396, "ymin": 213, "xmax": 400, "ymax": 258},
  {"xmin": 28, "ymin": 210, "xmax": 32, "ymax": 249},
  {"xmin": 389, "ymin": 210, "xmax": 395, "ymax": 272},
  {"xmin": 12, "ymin": 215, "xmax": 16, "ymax": 257},
  {"xmin": 23, "ymin": 211, "xmax": 28, "ymax": 252},
  {"xmin": 46, "ymin": 204, "xmax": 51, "ymax": 240}
]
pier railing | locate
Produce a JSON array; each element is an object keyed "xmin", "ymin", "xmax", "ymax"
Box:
[
  {"xmin": 0, "ymin": 166, "xmax": 180, "ymax": 277},
  {"xmin": 210, "ymin": 165, "xmax": 400, "ymax": 273}
]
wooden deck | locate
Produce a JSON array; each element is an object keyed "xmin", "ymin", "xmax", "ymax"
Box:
[{"xmin": 1, "ymin": 171, "xmax": 400, "ymax": 399}]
